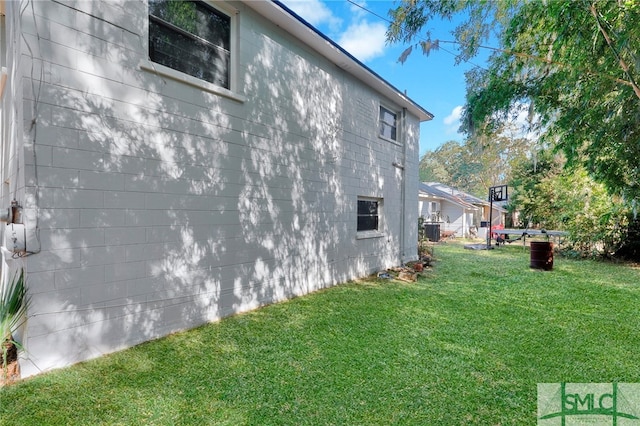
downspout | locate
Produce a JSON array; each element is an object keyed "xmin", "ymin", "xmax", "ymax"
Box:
[
  {"xmin": 400, "ymin": 108, "xmax": 407, "ymax": 263},
  {"xmin": 391, "ymin": 108, "xmax": 408, "ymax": 264}
]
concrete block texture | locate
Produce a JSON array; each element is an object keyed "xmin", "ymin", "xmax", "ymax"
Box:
[{"xmin": 7, "ymin": 0, "xmax": 427, "ymax": 377}]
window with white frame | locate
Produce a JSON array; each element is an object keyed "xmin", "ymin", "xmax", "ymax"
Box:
[
  {"xmin": 149, "ymin": 0, "xmax": 231, "ymax": 89},
  {"xmin": 357, "ymin": 197, "xmax": 381, "ymax": 232},
  {"xmin": 379, "ymin": 105, "xmax": 397, "ymax": 141}
]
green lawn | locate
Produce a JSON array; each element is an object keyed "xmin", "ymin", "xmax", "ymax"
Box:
[{"xmin": 1, "ymin": 243, "xmax": 639, "ymax": 425}]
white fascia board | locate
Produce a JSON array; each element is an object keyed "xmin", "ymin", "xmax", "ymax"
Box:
[
  {"xmin": 418, "ymin": 193, "xmax": 445, "ymax": 201},
  {"xmin": 242, "ymin": 0, "xmax": 434, "ymax": 122},
  {"xmin": 428, "ymin": 196, "xmax": 471, "ymax": 210}
]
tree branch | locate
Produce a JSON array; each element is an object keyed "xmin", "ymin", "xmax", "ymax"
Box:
[
  {"xmin": 435, "ymin": 39, "xmax": 638, "ymax": 91},
  {"xmin": 589, "ymin": 2, "xmax": 640, "ymax": 100}
]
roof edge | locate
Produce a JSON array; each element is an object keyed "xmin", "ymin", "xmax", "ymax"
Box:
[{"xmin": 242, "ymin": 0, "xmax": 434, "ymax": 122}]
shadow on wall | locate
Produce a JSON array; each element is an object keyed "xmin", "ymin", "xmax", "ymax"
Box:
[{"xmin": 17, "ymin": 1, "xmax": 401, "ymax": 376}]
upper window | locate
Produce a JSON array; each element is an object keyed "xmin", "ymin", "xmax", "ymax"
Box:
[
  {"xmin": 357, "ymin": 198, "xmax": 380, "ymax": 232},
  {"xmin": 149, "ymin": 0, "xmax": 231, "ymax": 89},
  {"xmin": 379, "ymin": 106, "xmax": 397, "ymax": 141}
]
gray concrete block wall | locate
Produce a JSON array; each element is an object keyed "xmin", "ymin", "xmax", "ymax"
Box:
[{"xmin": 9, "ymin": 0, "xmax": 423, "ymax": 376}]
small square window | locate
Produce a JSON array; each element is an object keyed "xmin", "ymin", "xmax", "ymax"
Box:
[
  {"xmin": 379, "ymin": 106, "xmax": 397, "ymax": 141},
  {"xmin": 149, "ymin": 0, "xmax": 231, "ymax": 89},
  {"xmin": 357, "ymin": 198, "xmax": 380, "ymax": 232}
]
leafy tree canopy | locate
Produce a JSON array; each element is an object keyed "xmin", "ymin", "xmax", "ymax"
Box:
[
  {"xmin": 388, "ymin": 0, "xmax": 640, "ymax": 206},
  {"xmin": 419, "ymin": 126, "xmax": 530, "ymax": 198},
  {"xmin": 508, "ymin": 150, "xmax": 629, "ymax": 256}
]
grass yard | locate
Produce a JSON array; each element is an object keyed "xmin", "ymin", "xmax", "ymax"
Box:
[{"xmin": 1, "ymin": 242, "xmax": 640, "ymax": 425}]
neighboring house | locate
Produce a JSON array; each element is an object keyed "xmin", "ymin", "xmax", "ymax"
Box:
[
  {"xmin": 0, "ymin": 0, "xmax": 432, "ymax": 376},
  {"xmin": 479, "ymin": 200, "xmax": 508, "ymax": 236},
  {"xmin": 490, "ymin": 200, "xmax": 511, "ymax": 228},
  {"xmin": 418, "ymin": 182, "xmax": 506, "ymax": 238},
  {"xmin": 419, "ymin": 182, "xmax": 480, "ymax": 238}
]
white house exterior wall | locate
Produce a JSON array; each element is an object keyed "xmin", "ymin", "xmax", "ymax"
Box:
[
  {"xmin": 437, "ymin": 202, "xmax": 462, "ymax": 236},
  {"xmin": 418, "ymin": 198, "xmax": 431, "ymax": 219},
  {"xmin": 0, "ymin": 1, "xmax": 423, "ymax": 376}
]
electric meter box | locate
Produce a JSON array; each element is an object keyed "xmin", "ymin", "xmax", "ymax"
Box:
[{"xmin": 4, "ymin": 223, "xmax": 26, "ymax": 253}]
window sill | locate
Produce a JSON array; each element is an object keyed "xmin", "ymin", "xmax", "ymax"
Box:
[
  {"xmin": 140, "ymin": 60, "xmax": 246, "ymax": 103},
  {"xmin": 356, "ymin": 230, "xmax": 385, "ymax": 240},
  {"xmin": 379, "ymin": 135, "xmax": 402, "ymax": 146}
]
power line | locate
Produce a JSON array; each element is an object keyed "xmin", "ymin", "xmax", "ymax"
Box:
[
  {"xmin": 345, "ymin": 0, "xmax": 392, "ymax": 24},
  {"xmin": 343, "ymin": 0, "xmax": 486, "ymax": 70}
]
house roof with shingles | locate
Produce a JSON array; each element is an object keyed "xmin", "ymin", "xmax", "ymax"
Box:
[
  {"xmin": 420, "ymin": 182, "xmax": 508, "ymax": 213},
  {"xmin": 424, "ymin": 182, "xmax": 488, "ymax": 206},
  {"xmin": 418, "ymin": 182, "xmax": 478, "ymax": 210}
]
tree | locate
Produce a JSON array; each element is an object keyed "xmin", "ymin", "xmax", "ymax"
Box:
[
  {"xmin": 419, "ymin": 128, "xmax": 530, "ymax": 198},
  {"xmin": 419, "ymin": 141, "xmax": 457, "ymax": 183},
  {"xmin": 419, "ymin": 140, "xmax": 475, "ymax": 188},
  {"xmin": 389, "ymin": 0, "xmax": 640, "ymax": 201},
  {"xmin": 388, "ymin": 0, "xmax": 640, "ymax": 258},
  {"xmin": 507, "ymin": 150, "xmax": 564, "ymax": 228},
  {"xmin": 508, "ymin": 151, "xmax": 629, "ymax": 256}
]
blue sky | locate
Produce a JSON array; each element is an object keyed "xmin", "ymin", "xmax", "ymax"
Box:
[{"xmin": 280, "ymin": 0, "xmax": 489, "ymax": 157}]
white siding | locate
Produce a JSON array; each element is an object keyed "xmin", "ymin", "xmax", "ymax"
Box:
[
  {"xmin": 439, "ymin": 202, "xmax": 464, "ymax": 236},
  {"xmin": 1, "ymin": 1, "xmax": 424, "ymax": 376}
]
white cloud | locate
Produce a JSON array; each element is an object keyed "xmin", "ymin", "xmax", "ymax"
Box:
[
  {"xmin": 348, "ymin": 0, "xmax": 368, "ymax": 18},
  {"xmin": 282, "ymin": 0, "xmax": 387, "ymax": 63},
  {"xmin": 337, "ymin": 20, "xmax": 387, "ymax": 62},
  {"xmin": 444, "ymin": 105, "xmax": 464, "ymax": 126},
  {"xmin": 285, "ymin": 0, "xmax": 342, "ymax": 31}
]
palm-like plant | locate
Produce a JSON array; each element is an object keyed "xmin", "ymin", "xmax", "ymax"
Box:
[{"xmin": 0, "ymin": 269, "xmax": 29, "ymax": 377}]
